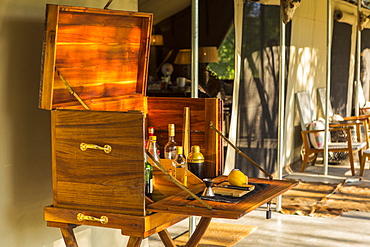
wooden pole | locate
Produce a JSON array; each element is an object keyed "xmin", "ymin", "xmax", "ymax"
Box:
[{"xmin": 182, "ymin": 107, "xmax": 191, "ymax": 157}]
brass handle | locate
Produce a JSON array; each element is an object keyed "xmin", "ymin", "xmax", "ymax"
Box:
[
  {"xmin": 80, "ymin": 143, "xmax": 112, "ymax": 153},
  {"xmin": 76, "ymin": 213, "xmax": 108, "ymax": 224}
]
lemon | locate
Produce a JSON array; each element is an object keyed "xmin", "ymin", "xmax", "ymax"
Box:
[{"xmin": 228, "ymin": 169, "xmax": 248, "ymax": 187}]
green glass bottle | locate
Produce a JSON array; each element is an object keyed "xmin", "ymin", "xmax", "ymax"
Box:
[
  {"xmin": 145, "ymin": 136, "xmax": 160, "ymax": 199},
  {"xmin": 145, "ymin": 161, "xmax": 153, "ymax": 199}
]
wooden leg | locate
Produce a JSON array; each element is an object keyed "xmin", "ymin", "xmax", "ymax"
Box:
[
  {"xmin": 185, "ymin": 217, "xmax": 212, "ymax": 247},
  {"xmin": 311, "ymin": 153, "xmax": 318, "ymax": 166},
  {"xmin": 360, "ymin": 153, "xmax": 369, "ymax": 176},
  {"xmin": 126, "ymin": 236, "xmax": 143, "ymax": 247},
  {"xmin": 348, "ymin": 152, "xmax": 356, "ymax": 176},
  {"xmin": 358, "ymin": 151, "xmax": 363, "ymax": 175},
  {"xmin": 300, "ymin": 153, "xmax": 310, "ymax": 172},
  {"xmin": 158, "ymin": 229, "xmax": 176, "ymax": 247},
  {"xmin": 60, "ymin": 224, "xmax": 79, "ymax": 247}
]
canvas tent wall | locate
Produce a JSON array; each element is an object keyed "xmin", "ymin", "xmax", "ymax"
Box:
[{"xmin": 226, "ymin": 0, "xmax": 370, "ymax": 176}]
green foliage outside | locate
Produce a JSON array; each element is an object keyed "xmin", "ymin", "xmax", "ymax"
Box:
[
  {"xmin": 208, "ymin": 3, "xmax": 280, "ymax": 80},
  {"xmin": 208, "ymin": 28, "xmax": 235, "ymax": 80}
]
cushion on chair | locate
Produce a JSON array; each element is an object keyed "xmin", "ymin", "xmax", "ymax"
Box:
[
  {"xmin": 309, "ymin": 118, "xmax": 330, "ymax": 149},
  {"xmin": 361, "ymin": 102, "xmax": 370, "ymax": 115},
  {"xmin": 330, "ymin": 114, "xmax": 344, "ymax": 122}
]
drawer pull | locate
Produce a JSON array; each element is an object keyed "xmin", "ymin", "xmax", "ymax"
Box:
[
  {"xmin": 77, "ymin": 213, "xmax": 108, "ymax": 224},
  {"xmin": 80, "ymin": 143, "xmax": 112, "ymax": 153}
]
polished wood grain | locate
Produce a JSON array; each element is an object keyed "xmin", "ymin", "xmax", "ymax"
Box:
[
  {"xmin": 147, "ymin": 97, "xmax": 222, "ymax": 178},
  {"xmin": 148, "ymin": 177, "xmax": 299, "ymax": 219},
  {"xmin": 49, "ymin": 98, "xmax": 222, "ymax": 215},
  {"xmin": 40, "ymin": 5, "xmax": 232, "ymax": 247},
  {"xmin": 60, "ymin": 225, "xmax": 79, "ymax": 247},
  {"xmin": 52, "ymin": 110, "xmax": 146, "ymax": 215},
  {"xmin": 47, "ymin": 222, "xmax": 79, "ymax": 247},
  {"xmin": 39, "ymin": 4, "xmax": 59, "ymax": 110},
  {"xmin": 185, "ymin": 217, "xmax": 212, "ymax": 247},
  {"xmin": 204, "ymin": 98, "xmax": 221, "ymax": 177},
  {"xmin": 158, "ymin": 230, "xmax": 176, "ymax": 247},
  {"xmin": 45, "ymin": 206, "xmax": 188, "ymax": 238},
  {"xmin": 39, "ymin": 5, "xmax": 152, "ymax": 110},
  {"xmin": 52, "ymin": 96, "xmax": 147, "ymax": 112},
  {"xmin": 127, "ymin": 237, "xmax": 143, "ymax": 247},
  {"xmin": 152, "ymin": 159, "xmax": 203, "ymax": 198}
]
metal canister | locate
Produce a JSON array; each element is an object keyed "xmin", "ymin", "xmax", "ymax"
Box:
[{"xmin": 187, "ymin": 145, "xmax": 204, "ymax": 179}]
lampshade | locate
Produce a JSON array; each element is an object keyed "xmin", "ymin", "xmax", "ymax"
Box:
[
  {"xmin": 174, "ymin": 49, "xmax": 191, "ymax": 65},
  {"xmin": 199, "ymin": 46, "xmax": 218, "ymax": 63},
  {"xmin": 151, "ymin": 34, "xmax": 164, "ymax": 46}
]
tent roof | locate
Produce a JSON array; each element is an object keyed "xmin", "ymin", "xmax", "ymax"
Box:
[
  {"xmin": 139, "ymin": 0, "xmax": 370, "ymax": 25},
  {"xmin": 139, "ymin": 0, "xmax": 191, "ymax": 25}
]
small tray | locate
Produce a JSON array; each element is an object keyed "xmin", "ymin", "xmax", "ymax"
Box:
[
  {"xmin": 217, "ymin": 182, "xmax": 255, "ymax": 191},
  {"xmin": 212, "ymin": 187, "xmax": 251, "ymax": 197},
  {"xmin": 187, "ymin": 182, "xmax": 270, "ymax": 204}
]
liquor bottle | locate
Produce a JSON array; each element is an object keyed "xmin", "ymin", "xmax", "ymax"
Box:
[
  {"xmin": 172, "ymin": 146, "xmax": 188, "ymax": 186},
  {"xmin": 145, "ymin": 127, "xmax": 160, "ymax": 157},
  {"xmin": 145, "ymin": 127, "xmax": 155, "ymax": 149},
  {"xmin": 164, "ymin": 124, "xmax": 177, "ymax": 159},
  {"xmin": 187, "ymin": 145, "xmax": 205, "ymax": 179},
  {"xmin": 145, "ymin": 136, "xmax": 160, "ymax": 199},
  {"xmin": 145, "ymin": 161, "xmax": 153, "ymax": 199}
]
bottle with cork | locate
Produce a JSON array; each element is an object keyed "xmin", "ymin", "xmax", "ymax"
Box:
[
  {"xmin": 164, "ymin": 124, "xmax": 177, "ymax": 159},
  {"xmin": 145, "ymin": 127, "xmax": 155, "ymax": 149},
  {"xmin": 145, "ymin": 127, "xmax": 160, "ymax": 157}
]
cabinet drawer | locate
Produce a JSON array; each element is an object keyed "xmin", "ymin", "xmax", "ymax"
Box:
[{"xmin": 52, "ymin": 110, "xmax": 146, "ymax": 216}]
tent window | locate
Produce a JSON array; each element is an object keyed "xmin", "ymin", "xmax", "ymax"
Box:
[
  {"xmin": 361, "ymin": 29, "xmax": 370, "ymax": 102},
  {"xmin": 235, "ymin": 2, "xmax": 291, "ymax": 177},
  {"xmin": 330, "ymin": 21, "xmax": 351, "ymax": 116}
]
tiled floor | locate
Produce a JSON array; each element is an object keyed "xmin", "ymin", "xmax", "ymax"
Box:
[{"xmin": 148, "ymin": 158, "xmax": 370, "ymax": 246}]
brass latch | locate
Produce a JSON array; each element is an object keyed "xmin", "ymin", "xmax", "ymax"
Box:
[
  {"xmin": 77, "ymin": 213, "xmax": 108, "ymax": 224},
  {"xmin": 80, "ymin": 143, "xmax": 112, "ymax": 153}
]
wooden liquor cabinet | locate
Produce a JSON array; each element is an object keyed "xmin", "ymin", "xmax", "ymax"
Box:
[{"xmin": 39, "ymin": 4, "xmax": 297, "ymax": 247}]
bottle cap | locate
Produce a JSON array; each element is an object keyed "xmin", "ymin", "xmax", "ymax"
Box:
[
  {"xmin": 192, "ymin": 145, "xmax": 200, "ymax": 153},
  {"xmin": 189, "ymin": 145, "xmax": 204, "ymax": 162},
  {"xmin": 148, "ymin": 127, "xmax": 154, "ymax": 134},
  {"xmin": 168, "ymin": 124, "xmax": 175, "ymax": 136}
]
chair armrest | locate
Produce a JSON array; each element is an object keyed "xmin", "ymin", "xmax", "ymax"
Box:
[
  {"xmin": 301, "ymin": 126, "xmax": 355, "ymax": 150},
  {"xmin": 342, "ymin": 116, "xmax": 370, "ymax": 121},
  {"xmin": 329, "ymin": 121, "xmax": 361, "ymax": 128},
  {"xmin": 301, "ymin": 127, "xmax": 353, "ymax": 135}
]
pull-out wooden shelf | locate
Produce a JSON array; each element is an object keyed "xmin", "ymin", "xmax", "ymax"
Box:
[
  {"xmin": 44, "ymin": 177, "xmax": 298, "ymax": 247},
  {"xmin": 148, "ymin": 177, "xmax": 298, "ymax": 219}
]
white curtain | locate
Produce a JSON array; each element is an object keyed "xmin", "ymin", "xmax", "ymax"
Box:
[{"xmin": 224, "ymin": 0, "xmax": 244, "ymax": 174}]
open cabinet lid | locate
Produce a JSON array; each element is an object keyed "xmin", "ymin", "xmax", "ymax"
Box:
[{"xmin": 39, "ymin": 4, "xmax": 152, "ymax": 110}]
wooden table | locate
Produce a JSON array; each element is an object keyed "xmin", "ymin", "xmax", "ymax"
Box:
[{"xmin": 44, "ymin": 177, "xmax": 298, "ymax": 247}]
